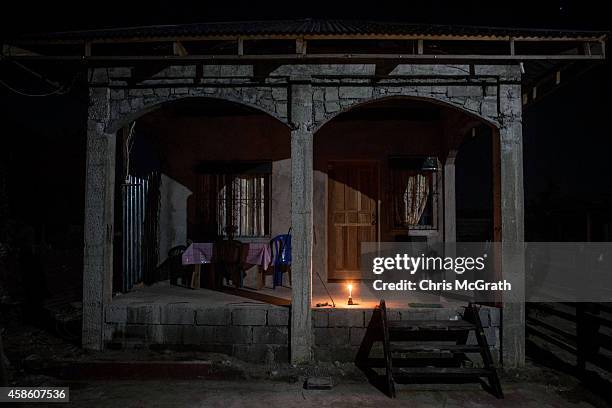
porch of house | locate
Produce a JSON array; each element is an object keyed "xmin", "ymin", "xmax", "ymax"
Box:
[
  {"xmin": 104, "ymin": 281, "xmax": 500, "ymax": 363},
  {"xmin": 82, "ymin": 59, "xmax": 528, "ymax": 366},
  {"xmin": 103, "ymin": 92, "xmax": 506, "ymax": 363}
]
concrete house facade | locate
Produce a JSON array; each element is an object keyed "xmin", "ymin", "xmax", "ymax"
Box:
[{"xmin": 5, "ymin": 19, "xmax": 606, "ymax": 367}]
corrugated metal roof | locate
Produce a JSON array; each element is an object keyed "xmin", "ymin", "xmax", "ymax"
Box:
[{"xmin": 16, "ymin": 19, "xmax": 608, "ymax": 41}]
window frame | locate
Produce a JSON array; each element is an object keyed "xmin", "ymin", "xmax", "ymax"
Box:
[
  {"xmin": 197, "ymin": 161, "xmax": 273, "ymax": 239},
  {"xmin": 220, "ymin": 171, "xmax": 272, "ymax": 239},
  {"xmin": 388, "ymin": 156, "xmax": 440, "ymax": 232}
]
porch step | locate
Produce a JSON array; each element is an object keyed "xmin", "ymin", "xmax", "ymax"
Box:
[
  {"xmin": 360, "ymin": 357, "xmax": 462, "ymax": 368},
  {"xmin": 387, "ymin": 320, "xmax": 475, "ymax": 342},
  {"xmin": 394, "ymin": 367, "xmax": 492, "ymax": 378},
  {"xmin": 388, "ymin": 320, "xmax": 475, "ymax": 331},
  {"xmin": 355, "ymin": 301, "xmax": 503, "ymax": 399},
  {"xmin": 390, "ymin": 343, "xmax": 481, "ymax": 353}
]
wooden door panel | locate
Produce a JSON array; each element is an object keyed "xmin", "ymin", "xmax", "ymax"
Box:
[
  {"xmin": 332, "ymin": 175, "xmax": 345, "ymax": 211},
  {"xmin": 347, "ymin": 226, "xmax": 359, "ymax": 270},
  {"xmin": 358, "ymin": 212, "xmax": 370, "ymax": 224},
  {"xmin": 334, "ymin": 226, "xmax": 345, "ymax": 270},
  {"xmin": 345, "ymin": 185, "xmax": 358, "ymax": 210},
  {"xmin": 333, "ymin": 213, "xmax": 345, "ymax": 223},
  {"xmin": 328, "ymin": 161, "xmax": 379, "ymax": 280}
]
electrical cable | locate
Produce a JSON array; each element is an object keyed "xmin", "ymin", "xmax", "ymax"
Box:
[
  {"xmin": 315, "ymin": 269, "xmax": 336, "ymax": 308},
  {"xmin": 11, "ymin": 60, "xmax": 63, "ymax": 89},
  {"xmin": 0, "ymin": 61, "xmax": 79, "ymax": 97},
  {"xmin": 0, "ymin": 79, "xmax": 66, "ymax": 97},
  {"xmin": 124, "ymin": 122, "xmax": 136, "ymax": 181},
  {"xmin": 313, "ymin": 226, "xmax": 336, "ymax": 307}
]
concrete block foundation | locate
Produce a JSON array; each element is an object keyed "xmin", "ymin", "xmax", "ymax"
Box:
[
  {"xmin": 104, "ymin": 286, "xmax": 501, "ymax": 364},
  {"xmin": 106, "ymin": 302, "xmax": 290, "ymax": 363}
]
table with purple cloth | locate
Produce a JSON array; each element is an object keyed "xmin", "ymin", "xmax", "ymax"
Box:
[
  {"xmin": 243, "ymin": 242, "xmax": 272, "ymax": 270},
  {"xmin": 182, "ymin": 243, "xmax": 214, "ymax": 265},
  {"xmin": 181, "ymin": 242, "xmax": 272, "ymax": 289},
  {"xmin": 179, "ymin": 243, "xmax": 214, "ymax": 288},
  {"xmin": 243, "ymin": 242, "xmax": 272, "ymax": 289}
]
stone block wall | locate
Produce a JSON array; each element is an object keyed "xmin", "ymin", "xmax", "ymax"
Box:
[
  {"xmin": 105, "ymin": 302, "xmax": 290, "ymax": 363},
  {"xmin": 104, "ymin": 301, "xmax": 500, "ymax": 364},
  {"xmin": 312, "ymin": 306, "xmax": 501, "ymax": 363},
  {"xmin": 311, "ymin": 78, "xmax": 501, "ymax": 131},
  {"xmin": 90, "ymin": 63, "xmax": 522, "ymax": 137},
  {"xmin": 93, "ymin": 65, "xmax": 291, "ymax": 134}
]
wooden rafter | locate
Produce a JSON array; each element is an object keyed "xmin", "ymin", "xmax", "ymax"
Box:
[
  {"xmin": 172, "ymin": 41, "xmax": 188, "ymax": 57},
  {"xmin": 1, "ymin": 53, "xmax": 606, "ymax": 62},
  {"xmin": 522, "ymin": 61, "xmax": 600, "ymax": 109},
  {"xmin": 295, "ymin": 38, "xmax": 307, "ymax": 55},
  {"xmin": 9, "ymin": 32, "xmax": 608, "ymax": 45},
  {"xmin": 3, "ymin": 33, "xmax": 606, "ymax": 62}
]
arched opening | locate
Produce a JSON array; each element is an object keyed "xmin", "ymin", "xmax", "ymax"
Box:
[
  {"xmin": 112, "ymin": 97, "xmax": 292, "ymax": 294},
  {"xmin": 311, "ymin": 97, "xmax": 498, "ymax": 308}
]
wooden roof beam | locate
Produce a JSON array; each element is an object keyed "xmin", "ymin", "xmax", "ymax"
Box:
[
  {"xmin": 8, "ymin": 33, "xmax": 608, "ymax": 46},
  {"xmin": 374, "ymin": 61, "xmax": 399, "ymax": 77},
  {"xmin": 296, "ymin": 38, "xmax": 307, "ymax": 55},
  {"xmin": 3, "ymin": 53, "xmax": 605, "ymax": 62},
  {"xmin": 3, "ymin": 36, "xmax": 606, "ymax": 63},
  {"xmin": 173, "ymin": 41, "xmax": 188, "ymax": 57},
  {"xmin": 523, "ymin": 61, "xmax": 597, "ymax": 110},
  {"xmin": 1, "ymin": 44, "xmax": 41, "ymax": 57},
  {"xmin": 237, "ymin": 38, "xmax": 244, "ymax": 56}
]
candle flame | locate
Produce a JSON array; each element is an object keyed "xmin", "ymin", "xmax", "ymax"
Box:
[{"xmin": 347, "ymin": 283, "xmax": 353, "ymax": 297}]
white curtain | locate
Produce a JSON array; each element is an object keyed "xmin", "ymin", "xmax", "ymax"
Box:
[{"xmin": 403, "ymin": 173, "xmax": 430, "ymax": 226}]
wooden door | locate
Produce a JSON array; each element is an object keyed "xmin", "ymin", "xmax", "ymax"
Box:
[{"xmin": 328, "ymin": 161, "xmax": 379, "ymax": 280}]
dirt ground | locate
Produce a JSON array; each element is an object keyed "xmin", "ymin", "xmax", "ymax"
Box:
[
  {"xmin": 9, "ymin": 375, "xmax": 610, "ymax": 408},
  {"xmin": 3, "ymin": 325, "xmax": 611, "ymax": 408}
]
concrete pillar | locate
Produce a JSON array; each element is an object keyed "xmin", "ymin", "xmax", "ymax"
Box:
[
  {"xmin": 443, "ymin": 151, "xmax": 457, "ymax": 243},
  {"xmin": 289, "ymin": 80, "xmax": 314, "ymax": 363},
  {"xmin": 82, "ymin": 79, "xmax": 116, "ymax": 350},
  {"xmin": 498, "ymin": 83, "xmax": 525, "ymax": 368}
]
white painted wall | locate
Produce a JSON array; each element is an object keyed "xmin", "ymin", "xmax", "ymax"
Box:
[{"xmin": 158, "ymin": 174, "xmax": 192, "ymax": 264}]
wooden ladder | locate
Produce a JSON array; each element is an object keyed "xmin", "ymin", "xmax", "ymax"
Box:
[{"xmin": 355, "ymin": 300, "xmax": 503, "ymax": 399}]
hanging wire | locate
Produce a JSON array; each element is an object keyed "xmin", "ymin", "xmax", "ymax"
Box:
[
  {"xmin": 313, "ymin": 225, "xmax": 336, "ymax": 307},
  {"xmin": 124, "ymin": 122, "xmax": 136, "ymax": 181},
  {"xmin": 0, "ymin": 79, "xmax": 67, "ymax": 97},
  {"xmin": 0, "ymin": 61, "xmax": 78, "ymax": 97}
]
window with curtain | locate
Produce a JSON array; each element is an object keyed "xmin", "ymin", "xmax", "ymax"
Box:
[
  {"xmin": 389, "ymin": 157, "xmax": 438, "ymax": 230},
  {"xmin": 198, "ymin": 162, "xmax": 271, "ymax": 238}
]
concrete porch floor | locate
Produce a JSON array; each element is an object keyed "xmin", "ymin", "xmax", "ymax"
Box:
[
  {"xmin": 245, "ymin": 281, "xmax": 468, "ymax": 310},
  {"xmin": 112, "ymin": 282, "xmax": 275, "ymax": 308},
  {"xmin": 112, "ymin": 280, "xmax": 468, "ymax": 311},
  {"xmin": 105, "ymin": 282, "xmax": 499, "ymax": 363}
]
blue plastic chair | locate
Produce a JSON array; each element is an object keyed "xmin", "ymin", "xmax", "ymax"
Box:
[{"xmin": 270, "ymin": 232, "xmax": 291, "ymax": 288}]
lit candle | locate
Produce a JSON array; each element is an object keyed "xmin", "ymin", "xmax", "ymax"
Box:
[{"xmin": 347, "ymin": 283, "xmax": 354, "ymax": 305}]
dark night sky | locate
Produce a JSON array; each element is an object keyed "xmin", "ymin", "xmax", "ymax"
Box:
[
  {"xmin": 1, "ymin": 0, "xmax": 610, "ymax": 240},
  {"xmin": 1, "ymin": 0, "xmax": 611, "ymax": 35}
]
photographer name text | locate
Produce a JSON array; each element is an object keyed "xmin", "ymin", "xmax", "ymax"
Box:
[{"xmin": 372, "ymin": 279, "xmax": 512, "ymax": 292}]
